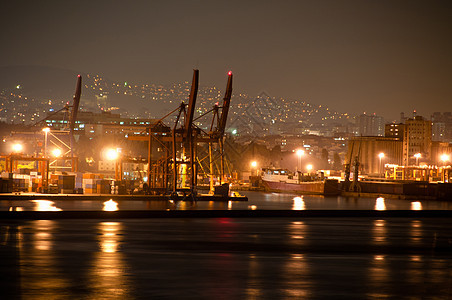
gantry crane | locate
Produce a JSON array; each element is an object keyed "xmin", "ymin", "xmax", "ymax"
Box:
[{"xmin": 128, "ymin": 70, "xmax": 233, "ymax": 198}]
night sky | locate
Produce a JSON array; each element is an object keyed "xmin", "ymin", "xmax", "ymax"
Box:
[{"xmin": 1, "ymin": 0, "xmax": 451, "ymax": 120}]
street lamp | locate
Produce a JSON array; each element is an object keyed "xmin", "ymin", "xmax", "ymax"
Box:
[
  {"xmin": 12, "ymin": 143, "xmax": 23, "ymax": 153},
  {"xmin": 378, "ymin": 153, "xmax": 385, "ymax": 176},
  {"xmin": 106, "ymin": 148, "xmax": 119, "ymax": 161},
  {"xmin": 306, "ymin": 164, "xmax": 313, "ymax": 173},
  {"xmin": 250, "ymin": 161, "xmax": 258, "ymax": 176},
  {"xmin": 414, "ymin": 153, "xmax": 421, "ymax": 166},
  {"xmin": 104, "ymin": 148, "xmax": 121, "ymax": 181},
  {"xmin": 52, "ymin": 148, "xmax": 62, "ymax": 158},
  {"xmin": 42, "ymin": 127, "xmax": 50, "ymax": 158},
  {"xmin": 296, "ymin": 149, "xmax": 304, "ymax": 172},
  {"xmin": 441, "ymin": 154, "xmax": 450, "ymax": 166}
]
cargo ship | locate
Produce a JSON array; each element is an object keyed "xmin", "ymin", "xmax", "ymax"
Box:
[{"xmin": 261, "ymin": 168, "xmax": 340, "ymax": 196}]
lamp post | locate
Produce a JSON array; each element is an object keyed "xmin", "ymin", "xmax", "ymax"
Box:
[
  {"xmin": 378, "ymin": 153, "xmax": 385, "ymax": 177},
  {"xmin": 296, "ymin": 149, "xmax": 304, "ymax": 172},
  {"xmin": 105, "ymin": 148, "xmax": 120, "ymax": 181},
  {"xmin": 42, "ymin": 127, "xmax": 50, "ymax": 158}
]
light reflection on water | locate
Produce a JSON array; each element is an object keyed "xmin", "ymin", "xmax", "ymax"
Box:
[
  {"xmin": 2, "ymin": 191, "xmax": 452, "ymax": 211},
  {"xmin": 411, "ymin": 201, "xmax": 422, "ymax": 210},
  {"xmin": 283, "ymin": 254, "xmax": 310, "ymax": 298},
  {"xmin": 103, "ymin": 199, "xmax": 118, "ymax": 211},
  {"xmin": 20, "ymin": 220, "xmax": 70, "ymax": 295},
  {"xmin": 292, "ymin": 196, "xmax": 306, "ymax": 210},
  {"xmin": 410, "ymin": 220, "xmax": 422, "ymax": 244},
  {"xmin": 375, "ymin": 197, "xmax": 386, "ymax": 211},
  {"xmin": 289, "ymin": 221, "xmax": 307, "ymax": 241},
  {"xmin": 246, "ymin": 254, "xmax": 261, "ymax": 299},
  {"xmin": 32, "ymin": 199, "xmax": 62, "ymax": 211},
  {"xmin": 89, "ymin": 222, "xmax": 131, "ymax": 298},
  {"xmin": 367, "ymin": 254, "xmax": 390, "ymax": 298},
  {"xmin": 5, "ymin": 217, "xmax": 452, "ymax": 298},
  {"xmin": 373, "ymin": 220, "xmax": 387, "ymax": 244}
]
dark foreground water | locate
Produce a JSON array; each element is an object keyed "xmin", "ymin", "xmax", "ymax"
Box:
[
  {"xmin": 2, "ymin": 191, "xmax": 452, "ymax": 211},
  {"xmin": 1, "ymin": 217, "xmax": 452, "ymax": 299}
]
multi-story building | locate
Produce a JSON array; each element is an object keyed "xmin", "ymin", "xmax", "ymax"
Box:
[
  {"xmin": 385, "ymin": 123, "xmax": 405, "ymax": 139},
  {"xmin": 402, "ymin": 116, "xmax": 432, "ymax": 165},
  {"xmin": 431, "ymin": 112, "xmax": 452, "ymax": 143},
  {"xmin": 355, "ymin": 113, "xmax": 385, "ymax": 136}
]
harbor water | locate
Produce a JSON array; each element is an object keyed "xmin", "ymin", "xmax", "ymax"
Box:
[
  {"xmin": 1, "ymin": 191, "xmax": 452, "ymax": 211},
  {"xmin": 1, "ymin": 192, "xmax": 452, "ymax": 298}
]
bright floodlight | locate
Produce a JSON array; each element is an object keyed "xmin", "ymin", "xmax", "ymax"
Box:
[
  {"xmin": 251, "ymin": 161, "xmax": 257, "ymax": 168},
  {"xmin": 378, "ymin": 153, "xmax": 385, "ymax": 159},
  {"xmin": 106, "ymin": 148, "xmax": 119, "ymax": 161},
  {"xmin": 441, "ymin": 154, "xmax": 450, "ymax": 162},
  {"xmin": 296, "ymin": 149, "xmax": 305, "ymax": 157},
  {"xmin": 12, "ymin": 143, "xmax": 23, "ymax": 153},
  {"xmin": 306, "ymin": 164, "xmax": 313, "ymax": 172},
  {"xmin": 414, "ymin": 153, "xmax": 421, "ymax": 159},
  {"xmin": 52, "ymin": 148, "xmax": 62, "ymax": 157},
  {"xmin": 42, "ymin": 127, "xmax": 50, "ymax": 133}
]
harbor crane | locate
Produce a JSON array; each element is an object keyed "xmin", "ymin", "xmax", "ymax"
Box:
[{"xmin": 128, "ymin": 70, "xmax": 233, "ymax": 198}]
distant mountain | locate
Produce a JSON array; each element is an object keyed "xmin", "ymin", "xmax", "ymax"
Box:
[
  {"xmin": 0, "ymin": 65, "xmax": 349, "ymax": 129},
  {"xmin": 0, "ymin": 65, "xmax": 166, "ymax": 116}
]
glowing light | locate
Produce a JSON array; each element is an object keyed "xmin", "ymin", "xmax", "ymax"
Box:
[
  {"xmin": 32, "ymin": 200, "xmax": 62, "ymax": 211},
  {"xmin": 228, "ymin": 71, "xmax": 232, "ymax": 76},
  {"xmin": 296, "ymin": 149, "xmax": 305, "ymax": 157},
  {"xmin": 251, "ymin": 161, "xmax": 257, "ymax": 168},
  {"xmin": 52, "ymin": 148, "xmax": 62, "ymax": 157},
  {"xmin": 105, "ymin": 148, "xmax": 119, "ymax": 161},
  {"xmin": 293, "ymin": 196, "xmax": 306, "ymax": 210},
  {"xmin": 103, "ymin": 199, "xmax": 118, "ymax": 211},
  {"xmin": 375, "ymin": 197, "xmax": 386, "ymax": 211},
  {"xmin": 306, "ymin": 164, "xmax": 313, "ymax": 172},
  {"xmin": 378, "ymin": 153, "xmax": 385, "ymax": 159},
  {"xmin": 99, "ymin": 222, "xmax": 120, "ymax": 253},
  {"xmin": 9, "ymin": 206, "xmax": 23, "ymax": 211},
  {"xmin": 12, "ymin": 143, "xmax": 23, "ymax": 153},
  {"xmin": 440, "ymin": 154, "xmax": 450, "ymax": 163},
  {"xmin": 414, "ymin": 153, "xmax": 421, "ymax": 159},
  {"xmin": 42, "ymin": 127, "xmax": 50, "ymax": 133},
  {"xmin": 411, "ymin": 201, "xmax": 422, "ymax": 210}
]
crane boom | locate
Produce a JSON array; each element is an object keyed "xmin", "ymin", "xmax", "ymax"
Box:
[
  {"xmin": 218, "ymin": 72, "xmax": 233, "ymax": 136},
  {"xmin": 69, "ymin": 75, "xmax": 82, "ymax": 158},
  {"xmin": 184, "ymin": 69, "xmax": 199, "ymax": 135},
  {"xmin": 69, "ymin": 75, "xmax": 82, "ymax": 135}
]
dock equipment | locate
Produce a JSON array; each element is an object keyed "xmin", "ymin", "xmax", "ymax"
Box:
[{"xmin": 128, "ymin": 70, "xmax": 233, "ymax": 198}]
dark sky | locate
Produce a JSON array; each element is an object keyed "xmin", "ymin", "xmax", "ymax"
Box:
[{"xmin": 1, "ymin": 0, "xmax": 452, "ymax": 120}]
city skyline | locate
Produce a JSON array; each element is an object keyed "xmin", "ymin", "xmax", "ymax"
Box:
[{"xmin": 1, "ymin": 0, "xmax": 452, "ymax": 120}]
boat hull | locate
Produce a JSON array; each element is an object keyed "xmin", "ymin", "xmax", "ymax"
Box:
[{"xmin": 262, "ymin": 179, "xmax": 340, "ymax": 196}]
